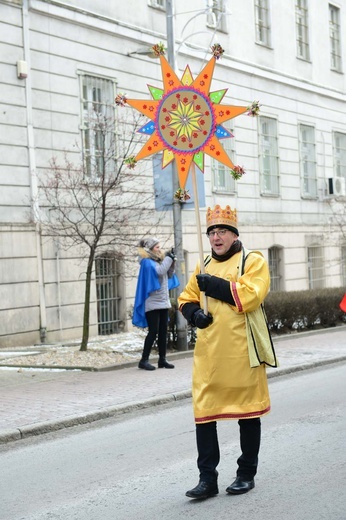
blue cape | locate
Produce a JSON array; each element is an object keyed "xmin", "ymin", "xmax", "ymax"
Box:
[{"xmin": 132, "ymin": 258, "xmax": 180, "ymax": 328}]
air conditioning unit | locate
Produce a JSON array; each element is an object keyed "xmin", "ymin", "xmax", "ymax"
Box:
[{"xmin": 327, "ymin": 177, "xmax": 346, "ymax": 197}]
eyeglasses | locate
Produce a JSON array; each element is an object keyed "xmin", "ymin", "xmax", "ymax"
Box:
[{"xmin": 206, "ymin": 229, "xmax": 228, "ymax": 238}]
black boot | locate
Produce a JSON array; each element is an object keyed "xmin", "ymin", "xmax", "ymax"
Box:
[
  {"xmin": 138, "ymin": 359, "xmax": 156, "ymax": 371},
  {"xmin": 186, "ymin": 480, "xmax": 219, "ymax": 499},
  {"xmin": 226, "ymin": 477, "xmax": 254, "ymax": 494},
  {"xmin": 158, "ymin": 358, "xmax": 175, "ymax": 369}
]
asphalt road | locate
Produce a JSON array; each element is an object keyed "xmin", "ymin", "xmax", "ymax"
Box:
[{"xmin": 0, "ymin": 362, "xmax": 345, "ymax": 520}]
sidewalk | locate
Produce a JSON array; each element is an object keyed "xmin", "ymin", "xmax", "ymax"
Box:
[{"xmin": 0, "ymin": 327, "xmax": 345, "ymax": 445}]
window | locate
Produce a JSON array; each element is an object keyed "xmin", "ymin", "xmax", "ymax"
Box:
[
  {"xmin": 80, "ymin": 75, "xmax": 116, "ymax": 178},
  {"xmin": 153, "ymin": 155, "xmax": 205, "ymax": 210},
  {"xmin": 268, "ymin": 246, "xmax": 282, "ymax": 292},
  {"xmin": 258, "ymin": 116, "xmax": 279, "ymax": 195},
  {"xmin": 333, "ymin": 132, "xmax": 346, "ymax": 180},
  {"xmin": 299, "ymin": 124, "xmax": 317, "ymax": 197},
  {"xmin": 342, "ymin": 246, "xmax": 346, "ymax": 286},
  {"xmin": 207, "ymin": 0, "xmax": 227, "ymax": 32},
  {"xmin": 96, "ymin": 256, "xmax": 122, "ymax": 335},
  {"xmin": 329, "ymin": 4, "xmax": 342, "ymax": 72},
  {"xmin": 149, "ymin": 0, "xmax": 166, "ymax": 9},
  {"xmin": 296, "ymin": 0, "xmax": 310, "ymax": 60},
  {"xmin": 307, "ymin": 245, "xmax": 324, "ymax": 289},
  {"xmin": 255, "ymin": 0, "xmax": 271, "ymax": 46},
  {"xmin": 212, "ymin": 123, "xmax": 236, "ymax": 193}
]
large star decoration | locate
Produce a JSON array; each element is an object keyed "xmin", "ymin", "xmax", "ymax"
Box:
[{"xmin": 122, "ymin": 46, "xmax": 255, "ymax": 189}]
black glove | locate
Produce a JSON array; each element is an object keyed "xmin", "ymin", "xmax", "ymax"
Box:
[
  {"xmin": 196, "ymin": 273, "xmax": 212, "ymax": 292},
  {"xmin": 192, "ymin": 308, "xmax": 213, "ymax": 329},
  {"xmin": 165, "ymin": 247, "xmax": 176, "ymax": 261},
  {"xmin": 198, "ymin": 275, "xmax": 235, "ymax": 305}
]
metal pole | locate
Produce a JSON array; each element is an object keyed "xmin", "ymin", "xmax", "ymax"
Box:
[{"xmin": 166, "ymin": 0, "xmax": 188, "ymax": 350}]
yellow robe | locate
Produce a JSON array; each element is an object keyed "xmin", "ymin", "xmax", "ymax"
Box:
[{"xmin": 178, "ymin": 250, "xmax": 271, "ymax": 424}]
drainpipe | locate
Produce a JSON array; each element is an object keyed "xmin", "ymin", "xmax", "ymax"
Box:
[{"xmin": 22, "ymin": 0, "xmax": 47, "ymax": 343}]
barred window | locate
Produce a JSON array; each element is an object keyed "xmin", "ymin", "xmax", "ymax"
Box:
[
  {"xmin": 299, "ymin": 124, "xmax": 317, "ymax": 198},
  {"xmin": 258, "ymin": 116, "xmax": 279, "ymax": 195},
  {"xmin": 307, "ymin": 245, "xmax": 324, "ymax": 289},
  {"xmin": 268, "ymin": 246, "xmax": 282, "ymax": 292},
  {"xmin": 96, "ymin": 256, "xmax": 122, "ymax": 335},
  {"xmin": 296, "ymin": 0, "xmax": 310, "ymax": 60}
]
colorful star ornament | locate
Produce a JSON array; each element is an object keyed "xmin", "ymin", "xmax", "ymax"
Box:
[{"xmin": 121, "ymin": 43, "xmax": 260, "ymax": 189}]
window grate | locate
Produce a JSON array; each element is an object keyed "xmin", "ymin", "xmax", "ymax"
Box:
[
  {"xmin": 307, "ymin": 246, "xmax": 324, "ymax": 289},
  {"xmin": 269, "ymin": 246, "xmax": 281, "ymax": 292},
  {"xmin": 95, "ymin": 256, "xmax": 121, "ymax": 335}
]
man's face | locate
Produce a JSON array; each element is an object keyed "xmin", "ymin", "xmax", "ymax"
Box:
[{"xmin": 207, "ymin": 228, "xmax": 238, "ymax": 255}]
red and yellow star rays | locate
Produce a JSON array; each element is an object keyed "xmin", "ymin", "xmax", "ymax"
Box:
[{"xmin": 125, "ymin": 52, "xmax": 248, "ymax": 189}]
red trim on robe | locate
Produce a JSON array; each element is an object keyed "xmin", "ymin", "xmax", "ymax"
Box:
[
  {"xmin": 195, "ymin": 405, "xmax": 271, "ymax": 423},
  {"xmin": 231, "ymin": 281, "xmax": 243, "ymax": 311}
]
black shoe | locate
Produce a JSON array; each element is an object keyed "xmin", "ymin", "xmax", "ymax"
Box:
[
  {"xmin": 226, "ymin": 477, "xmax": 255, "ymax": 495},
  {"xmin": 158, "ymin": 358, "xmax": 175, "ymax": 369},
  {"xmin": 138, "ymin": 360, "xmax": 156, "ymax": 371},
  {"xmin": 186, "ymin": 481, "xmax": 219, "ymax": 499}
]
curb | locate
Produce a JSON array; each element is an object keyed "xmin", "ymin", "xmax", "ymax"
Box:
[{"xmin": 1, "ymin": 356, "xmax": 345, "ymax": 445}]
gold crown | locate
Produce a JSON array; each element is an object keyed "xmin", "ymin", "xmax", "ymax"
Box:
[{"xmin": 206, "ymin": 205, "xmax": 238, "ymax": 232}]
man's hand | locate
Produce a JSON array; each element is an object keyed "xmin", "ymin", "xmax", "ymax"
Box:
[
  {"xmin": 196, "ymin": 273, "xmax": 211, "ymax": 292},
  {"xmin": 193, "ymin": 309, "xmax": 213, "ymax": 329}
]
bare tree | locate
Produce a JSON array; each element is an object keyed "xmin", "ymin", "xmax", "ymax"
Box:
[
  {"xmin": 37, "ymin": 108, "xmax": 169, "ymax": 351},
  {"xmin": 327, "ymin": 198, "xmax": 346, "ymax": 241}
]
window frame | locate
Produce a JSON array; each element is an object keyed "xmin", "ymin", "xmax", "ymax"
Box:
[
  {"xmin": 307, "ymin": 245, "xmax": 325, "ymax": 289},
  {"xmin": 148, "ymin": 0, "xmax": 166, "ymax": 10},
  {"xmin": 329, "ymin": 4, "xmax": 342, "ymax": 72},
  {"xmin": 79, "ymin": 73, "xmax": 117, "ymax": 180},
  {"xmin": 258, "ymin": 116, "xmax": 280, "ymax": 196},
  {"xmin": 333, "ymin": 131, "xmax": 346, "ymax": 180},
  {"xmin": 268, "ymin": 246, "xmax": 282, "ymax": 292},
  {"xmin": 254, "ymin": 0, "xmax": 271, "ymax": 47},
  {"xmin": 206, "ymin": 0, "xmax": 228, "ymax": 33},
  {"xmin": 299, "ymin": 123, "xmax": 317, "ymax": 198},
  {"xmin": 95, "ymin": 255, "xmax": 123, "ymax": 335},
  {"xmin": 212, "ymin": 121, "xmax": 236, "ymax": 194},
  {"xmin": 295, "ymin": 0, "xmax": 310, "ymax": 61},
  {"xmin": 341, "ymin": 245, "xmax": 346, "ymax": 286}
]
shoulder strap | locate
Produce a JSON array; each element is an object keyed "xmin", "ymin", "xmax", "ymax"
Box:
[
  {"xmin": 204, "ymin": 255, "xmax": 212, "ymax": 268},
  {"xmin": 240, "ymin": 247, "xmax": 252, "ymax": 276}
]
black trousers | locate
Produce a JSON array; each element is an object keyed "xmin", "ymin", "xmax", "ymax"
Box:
[
  {"xmin": 141, "ymin": 308, "xmax": 169, "ymax": 361},
  {"xmin": 196, "ymin": 418, "xmax": 261, "ymax": 482}
]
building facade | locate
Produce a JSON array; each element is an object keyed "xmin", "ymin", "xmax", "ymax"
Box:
[{"xmin": 0, "ymin": 0, "xmax": 345, "ymax": 347}]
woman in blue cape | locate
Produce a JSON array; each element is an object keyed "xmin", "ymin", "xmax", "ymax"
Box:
[{"xmin": 133, "ymin": 237, "xmax": 179, "ymax": 371}]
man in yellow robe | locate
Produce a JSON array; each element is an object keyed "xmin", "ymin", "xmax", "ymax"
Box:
[{"xmin": 178, "ymin": 205, "xmax": 276, "ymax": 500}]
